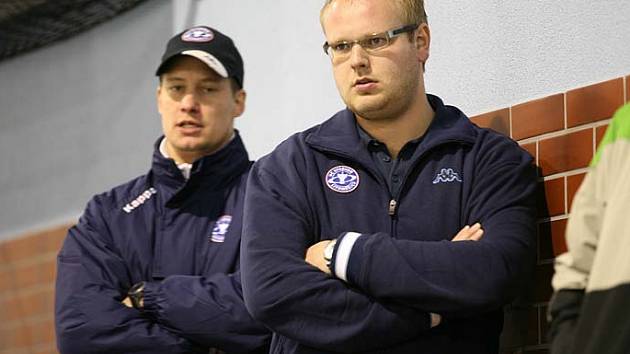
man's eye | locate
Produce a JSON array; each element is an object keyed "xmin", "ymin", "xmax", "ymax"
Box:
[
  {"xmin": 365, "ymin": 36, "xmax": 387, "ymax": 48},
  {"xmin": 201, "ymin": 87, "xmax": 217, "ymax": 94},
  {"xmin": 168, "ymin": 85, "xmax": 184, "ymax": 92},
  {"xmin": 332, "ymin": 42, "xmax": 351, "ymax": 52}
]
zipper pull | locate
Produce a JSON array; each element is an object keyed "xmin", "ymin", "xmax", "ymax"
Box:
[{"xmin": 388, "ymin": 199, "xmax": 397, "ymax": 216}]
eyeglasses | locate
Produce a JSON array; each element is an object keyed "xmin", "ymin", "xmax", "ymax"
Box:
[{"xmin": 323, "ymin": 24, "xmax": 419, "ymax": 60}]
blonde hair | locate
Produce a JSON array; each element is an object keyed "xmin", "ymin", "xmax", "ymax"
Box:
[{"xmin": 320, "ymin": 0, "xmax": 427, "ymax": 26}]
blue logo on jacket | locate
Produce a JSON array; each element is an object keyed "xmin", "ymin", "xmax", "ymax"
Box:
[
  {"xmin": 325, "ymin": 165, "xmax": 360, "ymax": 193},
  {"xmin": 210, "ymin": 215, "xmax": 232, "ymax": 243},
  {"xmin": 432, "ymin": 168, "xmax": 462, "ymax": 184}
]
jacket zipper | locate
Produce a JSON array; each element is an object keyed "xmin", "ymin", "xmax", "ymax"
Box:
[
  {"xmin": 310, "ymin": 139, "xmax": 469, "ymax": 238},
  {"xmin": 386, "ymin": 138, "xmax": 470, "ymax": 237}
]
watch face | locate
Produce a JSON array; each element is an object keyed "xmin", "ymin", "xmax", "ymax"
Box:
[
  {"xmin": 128, "ymin": 282, "xmax": 145, "ymax": 309},
  {"xmin": 129, "ymin": 281, "xmax": 145, "ymax": 295}
]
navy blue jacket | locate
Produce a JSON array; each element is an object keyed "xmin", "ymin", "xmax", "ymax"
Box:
[
  {"xmin": 241, "ymin": 96, "xmax": 537, "ymax": 353},
  {"xmin": 55, "ymin": 133, "xmax": 270, "ymax": 354}
]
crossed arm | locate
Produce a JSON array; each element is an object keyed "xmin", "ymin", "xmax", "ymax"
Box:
[
  {"xmin": 305, "ymin": 223, "xmax": 485, "ymax": 327},
  {"xmin": 55, "ymin": 199, "xmax": 268, "ymax": 354}
]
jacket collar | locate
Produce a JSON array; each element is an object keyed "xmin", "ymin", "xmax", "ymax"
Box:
[
  {"xmin": 305, "ymin": 94, "xmax": 477, "ymax": 164},
  {"xmin": 150, "ymin": 130, "xmax": 251, "ymax": 196}
]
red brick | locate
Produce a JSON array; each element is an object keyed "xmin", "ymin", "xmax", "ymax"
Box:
[
  {"xmin": 520, "ymin": 142, "xmax": 537, "ymax": 165},
  {"xmin": 595, "ymin": 124, "xmax": 609, "ymax": 149},
  {"xmin": 1, "ymin": 287, "xmax": 55, "ymax": 321},
  {"xmin": 626, "ymin": 76, "xmax": 630, "ymax": 102},
  {"xmin": 470, "ymin": 108, "xmax": 510, "ymax": 136},
  {"xmin": 33, "ymin": 346, "xmax": 59, "ymax": 354},
  {"xmin": 14, "ymin": 263, "xmax": 40, "ymax": 289},
  {"xmin": 566, "ymin": 78, "xmax": 624, "ymax": 128},
  {"xmin": 539, "ymin": 129, "xmax": 593, "ymax": 176},
  {"xmin": 2, "ymin": 295, "xmax": 23, "ymax": 322},
  {"xmin": 39, "ymin": 258, "xmax": 57, "ymax": 284},
  {"xmin": 567, "ymin": 173, "xmax": 586, "ymax": 211},
  {"xmin": 542, "ymin": 178, "xmax": 565, "ymax": 217},
  {"xmin": 0, "ymin": 268, "xmax": 13, "ymax": 293},
  {"xmin": 29, "ymin": 317, "xmax": 56, "ymax": 345},
  {"xmin": 0, "ymin": 252, "xmax": 57, "ymax": 294},
  {"xmin": 512, "ymin": 94, "xmax": 565, "ymax": 140},
  {"xmin": 0, "ymin": 323, "xmax": 32, "ymax": 349},
  {"xmin": 0, "ymin": 225, "xmax": 71, "ymax": 266}
]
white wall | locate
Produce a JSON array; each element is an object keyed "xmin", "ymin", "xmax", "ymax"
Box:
[
  {"xmin": 1, "ymin": 0, "xmax": 629, "ymax": 240},
  {"xmin": 184, "ymin": 0, "xmax": 630, "ymax": 159},
  {"xmin": 0, "ymin": 0, "xmax": 171, "ymax": 240}
]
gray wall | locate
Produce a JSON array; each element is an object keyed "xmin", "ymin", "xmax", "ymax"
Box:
[
  {"xmin": 190, "ymin": 0, "xmax": 630, "ymax": 160},
  {"xmin": 2, "ymin": 0, "xmax": 630, "ymax": 240},
  {"xmin": 0, "ymin": 0, "xmax": 171, "ymax": 240}
]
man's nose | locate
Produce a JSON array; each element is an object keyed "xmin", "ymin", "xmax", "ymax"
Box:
[
  {"xmin": 180, "ymin": 92, "xmax": 200, "ymax": 112},
  {"xmin": 349, "ymin": 44, "xmax": 369, "ymax": 70}
]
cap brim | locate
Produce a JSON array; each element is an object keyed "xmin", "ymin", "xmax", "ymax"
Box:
[
  {"xmin": 181, "ymin": 50, "xmax": 229, "ymax": 78},
  {"xmin": 156, "ymin": 50, "xmax": 229, "ymax": 78}
]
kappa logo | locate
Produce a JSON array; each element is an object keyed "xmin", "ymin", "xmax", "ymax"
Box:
[
  {"xmin": 325, "ymin": 165, "xmax": 360, "ymax": 193},
  {"xmin": 181, "ymin": 27, "xmax": 214, "ymax": 42},
  {"xmin": 432, "ymin": 168, "xmax": 463, "ymax": 184},
  {"xmin": 210, "ymin": 215, "xmax": 232, "ymax": 243},
  {"xmin": 122, "ymin": 188, "xmax": 157, "ymax": 213}
]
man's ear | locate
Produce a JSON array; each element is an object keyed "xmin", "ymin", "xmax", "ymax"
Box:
[
  {"xmin": 415, "ymin": 23, "xmax": 431, "ymax": 64},
  {"xmin": 232, "ymin": 89, "xmax": 246, "ymax": 118},
  {"xmin": 156, "ymin": 85, "xmax": 163, "ymax": 114}
]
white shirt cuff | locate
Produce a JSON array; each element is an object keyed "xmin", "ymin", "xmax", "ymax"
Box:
[{"xmin": 334, "ymin": 232, "xmax": 362, "ymax": 282}]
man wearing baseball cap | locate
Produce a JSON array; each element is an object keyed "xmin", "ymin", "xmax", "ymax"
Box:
[{"xmin": 55, "ymin": 25, "xmax": 270, "ymax": 353}]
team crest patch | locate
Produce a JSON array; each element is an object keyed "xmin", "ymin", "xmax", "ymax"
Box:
[
  {"xmin": 325, "ymin": 165, "xmax": 360, "ymax": 193},
  {"xmin": 210, "ymin": 215, "xmax": 232, "ymax": 243},
  {"xmin": 181, "ymin": 27, "xmax": 214, "ymax": 42}
]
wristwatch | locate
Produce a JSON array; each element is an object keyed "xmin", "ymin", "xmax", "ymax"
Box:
[
  {"xmin": 128, "ymin": 281, "xmax": 145, "ymax": 310},
  {"xmin": 323, "ymin": 239, "xmax": 337, "ymax": 270}
]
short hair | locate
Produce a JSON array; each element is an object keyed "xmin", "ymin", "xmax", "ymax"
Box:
[{"xmin": 320, "ymin": 0, "xmax": 428, "ymax": 27}]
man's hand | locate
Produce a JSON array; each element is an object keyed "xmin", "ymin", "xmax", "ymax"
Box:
[
  {"xmin": 122, "ymin": 296, "xmax": 133, "ymax": 308},
  {"xmin": 452, "ymin": 223, "xmax": 483, "ymax": 242},
  {"xmin": 305, "ymin": 240, "xmax": 332, "ymax": 274},
  {"xmin": 305, "ymin": 224, "xmax": 483, "ymax": 274}
]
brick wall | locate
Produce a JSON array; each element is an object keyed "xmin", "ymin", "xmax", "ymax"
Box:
[
  {"xmin": 0, "ymin": 225, "xmax": 71, "ymax": 354},
  {"xmin": 472, "ymin": 75, "xmax": 629, "ymax": 353},
  {"xmin": 0, "ymin": 75, "xmax": 627, "ymax": 354}
]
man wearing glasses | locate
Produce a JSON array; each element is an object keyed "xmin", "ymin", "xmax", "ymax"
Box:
[{"xmin": 241, "ymin": 1, "xmax": 537, "ymax": 353}]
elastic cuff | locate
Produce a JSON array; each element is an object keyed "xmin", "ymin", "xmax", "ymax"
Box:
[
  {"xmin": 345, "ymin": 234, "xmax": 367, "ymax": 285},
  {"xmin": 332, "ymin": 232, "xmax": 362, "ymax": 282},
  {"xmin": 140, "ymin": 281, "xmax": 161, "ymax": 318}
]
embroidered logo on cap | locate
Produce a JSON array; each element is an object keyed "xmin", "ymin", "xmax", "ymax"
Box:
[
  {"xmin": 181, "ymin": 27, "xmax": 214, "ymax": 42},
  {"xmin": 325, "ymin": 165, "xmax": 360, "ymax": 193},
  {"xmin": 432, "ymin": 168, "xmax": 462, "ymax": 184},
  {"xmin": 210, "ymin": 215, "xmax": 232, "ymax": 243}
]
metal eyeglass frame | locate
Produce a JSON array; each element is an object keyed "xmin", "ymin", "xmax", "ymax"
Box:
[{"xmin": 323, "ymin": 23, "xmax": 419, "ymax": 58}]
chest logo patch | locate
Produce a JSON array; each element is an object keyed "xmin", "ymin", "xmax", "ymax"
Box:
[
  {"xmin": 325, "ymin": 165, "xmax": 360, "ymax": 193},
  {"xmin": 210, "ymin": 215, "xmax": 232, "ymax": 243},
  {"xmin": 432, "ymin": 168, "xmax": 463, "ymax": 184}
]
